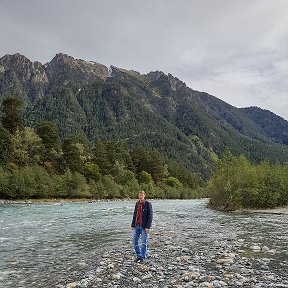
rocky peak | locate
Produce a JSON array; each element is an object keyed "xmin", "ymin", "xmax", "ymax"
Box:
[
  {"xmin": 47, "ymin": 53, "xmax": 77, "ymax": 66},
  {"xmin": 1, "ymin": 53, "xmax": 30, "ymax": 66},
  {"xmin": 147, "ymin": 71, "xmax": 187, "ymax": 92},
  {"xmin": 0, "ymin": 53, "xmax": 48, "ymax": 85},
  {"xmin": 45, "ymin": 53, "xmax": 109, "ymax": 83},
  {"xmin": 167, "ymin": 73, "xmax": 187, "ymax": 92},
  {"xmin": 109, "ymin": 65, "xmax": 143, "ymax": 79},
  {"xmin": 146, "ymin": 70, "xmax": 166, "ymax": 81}
]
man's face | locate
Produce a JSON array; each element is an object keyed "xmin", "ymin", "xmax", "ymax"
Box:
[{"xmin": 138, "ymin": 192, "xmax": 145, "ymax": 201}]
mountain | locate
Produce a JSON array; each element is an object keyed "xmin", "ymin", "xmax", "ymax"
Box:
[
  {"xmin": 240, "ymin": 106, "xmax": 288, "ymax": 145},
  {"xmin": 1, "ymin": 53, "xmax": 288, "ymax": 179}
]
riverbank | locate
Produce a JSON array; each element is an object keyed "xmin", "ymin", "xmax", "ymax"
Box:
[
  {"xmin": 63, "ymin": 220, "xmax": 288, "ymax": 288},
  {"xmin": 0, "ymin": 198, "xmax": 131, "ymax": 205},
  {"xmin": 243, "ymin": 206, "xmax": 288, "ymax": 215}
]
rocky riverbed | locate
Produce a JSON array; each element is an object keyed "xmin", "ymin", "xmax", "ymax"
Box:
[{"xmin": 64, "ymin": 223, "xmax": 288, "ymax": 288}]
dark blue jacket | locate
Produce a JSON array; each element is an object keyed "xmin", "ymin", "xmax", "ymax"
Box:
[{"xmin": 131, "ymin": 200, "xmax": 153, "ymax": 229}]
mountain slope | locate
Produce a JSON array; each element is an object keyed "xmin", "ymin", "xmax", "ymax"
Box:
[
  {"xmin": 1, "ymin": 53, "xmax": 288, "ymax": 179},
  {"xmin": 240, "ymin": 106, "xmax": 288, "ymax": 145}
]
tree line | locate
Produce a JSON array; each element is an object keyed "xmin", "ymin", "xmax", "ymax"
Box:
[
  {"xmin": 208, "ymin": 149, "xmax": 288, "ymax": 210},
  {"xmin": 0, "ymin": 97, "xmax": 202, "ymax": 200}
]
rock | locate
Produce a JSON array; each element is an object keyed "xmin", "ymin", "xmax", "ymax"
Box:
[
  {"xmin": 181, "ymin": 255, "xmax": 190, "ymax": 262},
  {"xmin": 76, "ymin": 279, "xmax": 89, "ymax": 288},
  {"xmin": 250, "ymin": 245, "xmax": 261, "ymax": 252},
  {"xmin": 228, "ymin": 253, "xmax": 236, "ymax": 259},
  {"xmin": 233, "ymin": 280, "xmax": 244, "ymax": 286},
  {"xmin": 181, "ymin": 248, "xmax": 190, "ymax": 253},
  {"xmin": 95, "ymin": 268, "xmax": 103, "ymax": 274},
  {"xmin": 93, "ymin": 277, "xmax": 102, "ymax": 283},
  {"xmin": 224, "ymin": 273, "xmax": 234, "ymax": 280},
  {"xmin": 262, "ymin": 246, "xmax": 269, "ymax": 253},
  {"xmin": 199, "ymin": 282, "xmax": 214, "ymax": 288},
  {"xmin": 133, "ymin": 277, "xmax": 141, "ymax": 283},
  {"xmin": 268, "ymin": 249, "xmax": 276, "ymax": 255},
  {"xmin": 77, "ymin": 261, "xmax": 88, "ymax": 268},
  {"xmin": 112, "ymin": 273, "xmax": 121, "ymax": 280},
  {"xmin": 183, "ymin": 275, "xmax": 189, "ymax": 282},
  {"xmin": 199, "ymin": 275, "xmax": 210, "ymax": 282},
  {"xmin": 66, "ymin": 283, "xmax": 77, "ymax": 288},
  {"xmin": 142, "ymin": 273, "xmax": 152, "ymax": 280},
  {"xmin": 213, "ymin": 280, "xmax": 228, "ymax": 287},
  {"xmin": 191, "ymin": 272, "xmax": 200, "ymax": 279},
  {"xmin": 216, "ymin": 258, "xmax": 234, "ymax": 264}
]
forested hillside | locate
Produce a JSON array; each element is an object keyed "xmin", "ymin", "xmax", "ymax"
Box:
[
  {"xmin": 240, "ymin": 106, "xmax": 288, "ymax": 145},
  {"xmin": 1, "ymin": 52, "xmax": 288, "ymax": 184}
]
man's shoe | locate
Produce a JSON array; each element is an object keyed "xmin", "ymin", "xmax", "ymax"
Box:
[
  {"xmin": 134, "ymin": 257, "xmax": 141, "ymax": 262},
  {"xmin": 139, "ymin": 258, "xmax": 146, "ymax": 263}
]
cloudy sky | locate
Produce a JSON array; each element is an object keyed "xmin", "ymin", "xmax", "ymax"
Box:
[{"xmin": 1, "ymin": 0, "xmax": 288, "ymax": 119}]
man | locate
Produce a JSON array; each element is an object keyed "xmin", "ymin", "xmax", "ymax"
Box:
[{"xmin": 131, "ymin": 190, "xmax": 153, "ymax": 262}]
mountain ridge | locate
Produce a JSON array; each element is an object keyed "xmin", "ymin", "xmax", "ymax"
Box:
[{"xmin": 1, "ymin": 52, "xmax": 288, "ymax": 178}]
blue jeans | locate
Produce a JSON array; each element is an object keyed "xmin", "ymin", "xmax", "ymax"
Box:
[{"xmin": 133, "ymin": 226, "xmax": 149, "ymax": 259}]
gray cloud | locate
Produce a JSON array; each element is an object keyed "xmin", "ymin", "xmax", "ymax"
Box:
[{"xmin": 0, "ymin": 0, "xmax": 287, "ymax": 119}]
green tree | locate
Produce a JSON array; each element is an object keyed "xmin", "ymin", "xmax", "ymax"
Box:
[
  {"xmin": 256, "ymin": 161, "xmax": 282, "ymax": 208},
  {"xmin": 0, "ymin": 167, "xmax": 11, "ymax": 198},
  {"xmin": 138, "ymin": 171, "xmax": 153, "ymax": 184},
  {"xmin": 63, "ymin": 170, "xmax": 91, "ymax": 198},
  {"xmin": 83, "ymin": 162, "xmax": 101, "ymax": 182},
  {"xmin": 0, "ymin": 125, "xmax": 12, "ymax": 165},
  {"xmin": 1, "ymin": 97, "xmax": 23, "ymax": 134},
  {"xmin": 97, "ymin": 175, "xmax": 122, "ymax": 199},
  {"xmin": 208, "ymin": 149, "xmax": 241, "ymax": 210},
  {"xmin": 7, "ymin": 165, "xmax": 56, "ymax": 199},
  {"xmin": 164, "ymin": 176, "xmax": 183, "ymax": 189},
  {"xmin": 10, "ymin": 127, "xmax": 43, "ymax": 167},
  {"xmin": 62, "ymin": 137, "xmax": 85, "ymax": 173},
  {"xmin": 92, "ymin": 141, "xmax": 111, "ymax": 175},
  {"xmin": 35, "ymin": 121, "xmax": 62, "ymax": 168},
  {"xmin": 106, "ymin": 140, "xmax": 133, "ymax": 169},
  {"xmin": 168, "ymin": 161, "xmax": 199, "ymax": 189},
  {"xmin": 132, "ymin": 147, "xmax": 165, "ymax": 183},
  {"xmin": 35, "ymin": 121, "xmax": 61, "ymax": 152},
  {"xmin": 208, "ymin": 148, "xmax": 288, "ymax": 210}
]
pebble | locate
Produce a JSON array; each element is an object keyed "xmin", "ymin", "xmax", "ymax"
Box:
[
  {"xmin": 251, "ymin": 245, "xmax": 261, "ymax": 252},
  {"xmin": 66, "ymin": 283, "xmax": 77, "ymax": 288}
]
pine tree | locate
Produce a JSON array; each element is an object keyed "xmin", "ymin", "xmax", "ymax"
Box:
[
  {"xmin": 0, "ymin": 125, "xmax": 12, "ymax": 165},
  {"xmin": 35, "ymin": 121, "xmax": 61, "ymax": 152},
  {"xmin": 62, "ymin": 137, "xmax": 84, "ymax": 173},
  {"xmin": 1, "ymin": 97, "xmax": 23, "ymax": 135}
]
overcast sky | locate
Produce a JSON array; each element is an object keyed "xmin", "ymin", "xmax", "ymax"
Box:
[{"xmin": 1, "ymin": 0, "xmax": 288, "ymax": 119}]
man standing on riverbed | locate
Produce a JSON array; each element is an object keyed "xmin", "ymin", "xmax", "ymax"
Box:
[{"xmin": 131, "ymin": 190, "xmax": 153, "ymax": 262}]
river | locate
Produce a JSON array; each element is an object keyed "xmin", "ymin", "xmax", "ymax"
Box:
[{"xmin": 0, "ymin": 199, "xmax": 287, "ymax": 287}]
